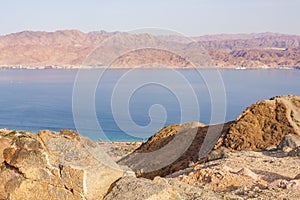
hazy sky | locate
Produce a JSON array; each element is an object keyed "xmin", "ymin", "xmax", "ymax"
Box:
[{"xmin": 1, "ymin": 0, "xmax": 299, "ymax": 36}]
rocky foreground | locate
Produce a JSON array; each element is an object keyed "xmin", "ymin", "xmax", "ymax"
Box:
[{"xmin": 1, "ymin": 95, "xmax": 300, "ymax": 199}]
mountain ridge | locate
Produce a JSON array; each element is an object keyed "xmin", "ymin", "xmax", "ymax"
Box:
[{"xmin": 1, "ymin": 30, "xmax": 300, "ymax": 68}]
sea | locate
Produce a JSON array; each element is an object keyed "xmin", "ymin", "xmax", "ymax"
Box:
[{"xmin": 0, "ymin": 68, "xmax": 299, "ymax": 141}]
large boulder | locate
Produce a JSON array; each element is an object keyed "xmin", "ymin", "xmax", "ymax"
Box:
[
  {"xmin": 118, "ymin": 122, "xmax": 233, "ymax": 179},
  {"xmin": 0, "ymin": 129, "xmax": 123, "ymax": 200},
  {"xmin": 224, "ymin": 95, "xmax": 300, "ymax": 150}
]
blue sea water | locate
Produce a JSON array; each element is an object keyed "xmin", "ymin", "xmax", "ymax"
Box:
[{"xmin": 0, "ymin": 69, "xmax": 299, "ymax": 141}]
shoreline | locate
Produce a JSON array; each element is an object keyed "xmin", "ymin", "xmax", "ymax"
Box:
[{"xmin": 0, "ymin": 65, "xmax": 299, "ymax": 70}]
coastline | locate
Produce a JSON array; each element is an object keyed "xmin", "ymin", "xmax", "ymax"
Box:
[{"xmin": 0, "ymin": 65, "xmax": 299, "ymax": 70}]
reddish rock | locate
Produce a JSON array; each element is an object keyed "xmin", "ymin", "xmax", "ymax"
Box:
[
  {"xmin": 224, "ymin": 95, "xmax": 300, "ymax": 150},
  {"xmin": 118, "ymin": 122, "xmax": 232, "ymax": 179}
]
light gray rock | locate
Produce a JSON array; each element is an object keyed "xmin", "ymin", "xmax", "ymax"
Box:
[
  {"xmin": 104, "ymin": 176, "xmax": 223, "ymax": 200},
  {"xmin": 237, "ymin": 168, "xmax": 261, "ymax": 181},
  {"xmin": 278, "ymin": 134, "xmax": 300, "ymax": 151}
]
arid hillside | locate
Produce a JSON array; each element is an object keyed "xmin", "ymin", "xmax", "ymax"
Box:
[{"xmin": 0, "ymin": 30, "xmax": 300, "ymax": 68}]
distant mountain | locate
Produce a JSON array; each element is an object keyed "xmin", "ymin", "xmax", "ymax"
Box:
[
  {"xmin": 197, "ymin": 33, "xmax": 300, "ymax": 50},
  {"xmin": 0, "ymin": 30, "xmax": 299, "ymax": 68},
  {"xmin": 0, "ymin": 30, "xmax": 112, "ymax": 66}
]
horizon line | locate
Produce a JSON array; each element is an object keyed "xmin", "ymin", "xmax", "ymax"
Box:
[{"xmin": 1, "ymin": 29, "xmax": 300, "ymax": 38}]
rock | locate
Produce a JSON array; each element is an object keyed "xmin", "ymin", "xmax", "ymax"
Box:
[
  {"xmin": 270, "ymin": 178, "xmax": 300, "ymax": 190},
  {"xmin": 165, "ymin": 167, "xmax": 194, "ymax": 178},
  {"xmin": 0, "ymin": 129, "xmax": 123, "ymax": 200},
  {"xmin": 103, "ymin": 176, "xmax": 223, "ymax": 200},
  {"xmin": 0, "ymin": 137, "xmax": 11, "ymax": 163},
  {"xmin": 237, "ymin": 168, "xmax": 260, "ymax": 181},
  {"xmin": 172, "ymin": 148, "xmax": 300, "ymax": 199},
  {"xmin": 287, "ymin": 180, "xmax": 300, "ymax": 190},
  {"xmin": 278, "ymin": 134, "xmax": 300, "ymax": 150},
  {"xmin": 282, "ymin": 146, "xmax": 294, "ymax": 153},
  {"xmin": 288, "ymin": 146, "xmax": 300, "ymax": 157},
  {"xmin": 204, "ymin": 147, "xmax": 230, "ymax": 162},
  {"xmin": 294, "ymin": 174, "xmax": 300, "ymax": 180},
  {"xmin": 118, "ymin": 122, "xmax": 233, "ymax": 179},
  {"xmin": 0, "ymin": 128, "xmax": 10, "ymax": 134},
  {"xmin": 233, "ymin": 186, "xmax": 248, "ymax": 195},
  {"xmin": 269, "ymin": 179, "xmax": 288, "ymax": 189},
  {"xmin": 176, "ymin": 166, "xmax": 266, "ymax": 193},
  {"xmin": 264, "ymin": 145, "xmax": 278, "ymax": 151},
  {"xmin": 120, "ymin": 95, "xmax": 300, "ymax": 179},
  {"xmin": 224, "ymin": 95, "xmax": 300, "ymax": 150}
]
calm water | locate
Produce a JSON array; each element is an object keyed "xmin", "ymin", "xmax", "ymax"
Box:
[{"xmin": 0, "ymin": 69, "xmax": 299, "ymax": 141}]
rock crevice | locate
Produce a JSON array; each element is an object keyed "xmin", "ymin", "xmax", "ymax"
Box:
[{"xmin": 0, "ymin": 129, "xmax": 123, "ymax": 200}]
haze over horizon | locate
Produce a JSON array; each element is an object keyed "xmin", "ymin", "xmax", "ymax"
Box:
[
  {"xmin": 1, "ymin": 0, "xmax": 299, "ymax": 36},
  {"xmin": 1, "ymin": 29, "xmax": 300, "ymax": 37}
]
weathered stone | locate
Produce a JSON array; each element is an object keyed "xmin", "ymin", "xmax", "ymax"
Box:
[
  {"xmin": 119, "ymin": 122, "xmax": 233, "ymax": 179},
  {"xmin": 288, "ymin": 146, "xmax": 300, "ymax": 157},
  {"xmin": 237, "ymin": 168, "xmax": 260, "ymax": 181},
  {"xmin": 11, "ymin": 180, "xmax": 82, "ymax": 200},
  {"xmin": 224, "ymin": 95, "xmax": 300, "ymax": 150},
  {"xmin": 104, "ymin": 176, "xmax": 222, "ymax": 200},
  {"xmin": 269, "ymin": 179, "xmax": 288, "ymax": 189},
  {"xmin": 174, "ymin": 148, "xmax": 300, "ymax": 199},
  {"xmin": 282, "ymin": 146, "xmax": 293, "ymax": 153},
  {"xmin": 287, "ymin": 180, "xmax": 300, "ymax": 190},
  {"xmin": 278, "ymin": 134, "xmax": 300, "ymax": 150},
  {"xmin": 0, "ymin": 166, "xmax": 24, "ymax": 199},
  {"xmin": 0, "ymin": 137, "xmax": 11, "ymax": 163},
  {"xmin": 205, "ymin": 147, "xmax": 230, "ymax": 162},
  {"xmin": 0, "ymin": 129, "xmax": 123, "ymax": 200}
]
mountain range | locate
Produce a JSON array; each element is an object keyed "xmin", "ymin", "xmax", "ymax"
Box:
[{"xmin": 0, "ymin": 30, "xmax": 300, "ymax": 68}]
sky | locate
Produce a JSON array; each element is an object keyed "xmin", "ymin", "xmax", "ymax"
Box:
[{"xmin": 1, "ymin": 0, "xmax": 300, "ymax": 36}]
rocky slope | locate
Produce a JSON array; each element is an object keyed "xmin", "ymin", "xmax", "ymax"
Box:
[
  {"xmin": 1, "ymin": 95, "xmax": 300, "ymax": 199},
  {"xmin": 0, "ymin": 30, "xmax": 112, "ymax": 66},
  {"xmin": 209, "ymin": 47, "xmax": 300, "ymax": 68},
  {"xmin": 0, "ymin": 30, "xmax": 300, "ymax": 68},
  {"xmin": 119, "ymin": 95, "xmax": 300, "ymax": 179},
  {"xmin": 197, "ymin": 33, "xmax": 300, "ymax": 50},
  {"xmin": 174, "ymin": 149, "xmax": 300, "ymax": 199},
  {"xmin": 118, "ymin": 122, "xmax": 233, "ymax": 179},
  {"xmin": 0, "ymin": 129, "xmax": 241, "ymax": 200}
]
